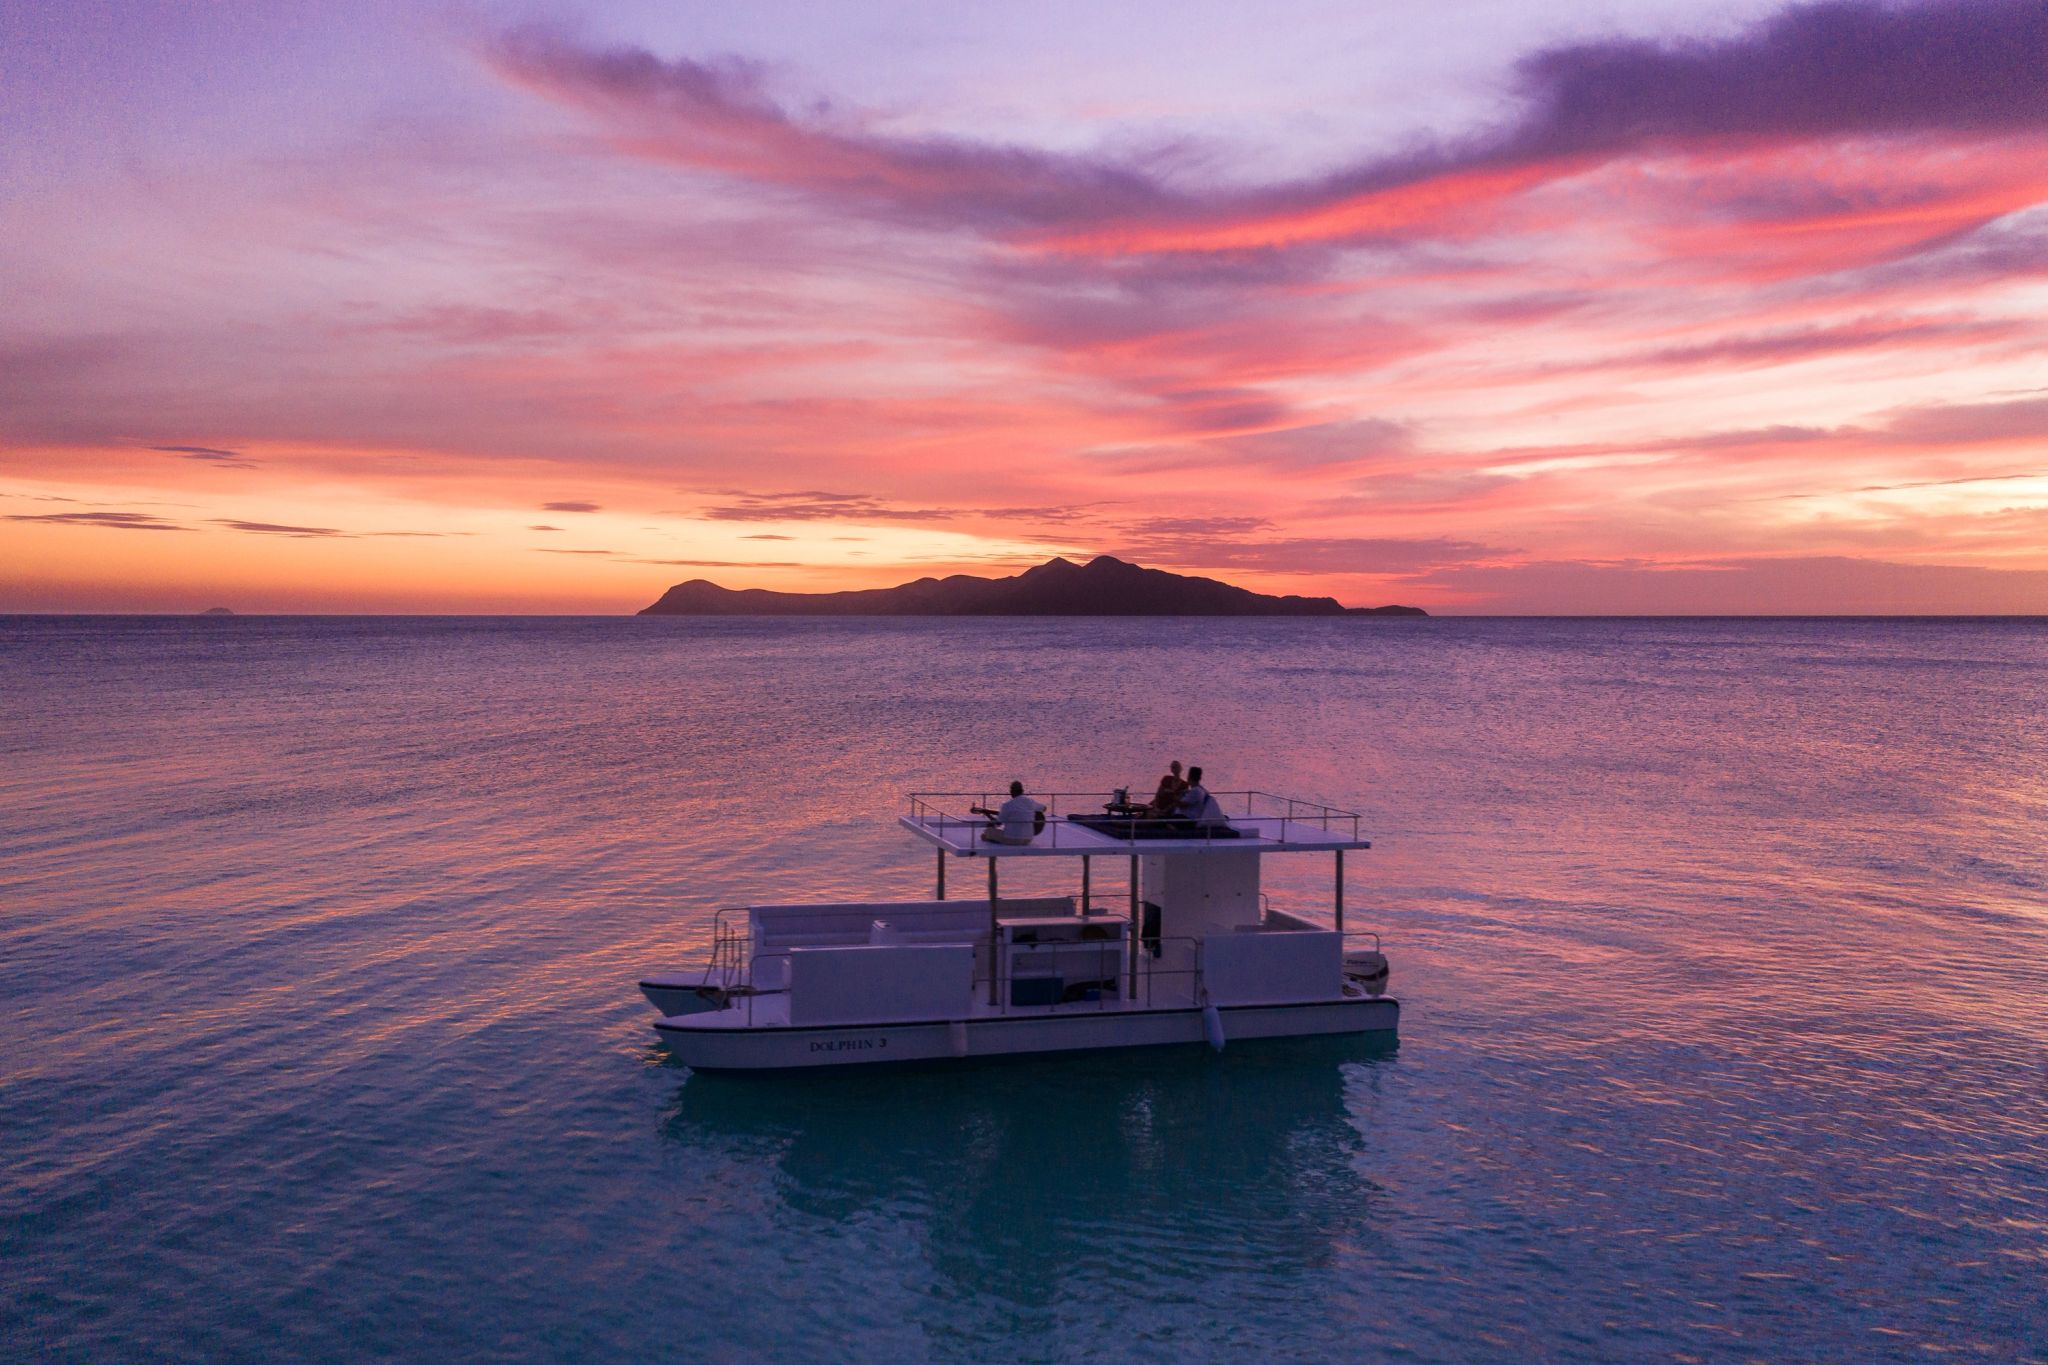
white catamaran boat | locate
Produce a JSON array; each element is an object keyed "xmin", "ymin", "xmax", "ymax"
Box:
[{"xmin": 640, "ymin": 788, "xmax": 1395, "ymax": 1072}]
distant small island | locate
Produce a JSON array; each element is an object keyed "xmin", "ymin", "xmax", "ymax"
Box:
[
  {"xmin": 199, "ymin": 607, "xmax": 235, "ymax": 616},
  {"xmin": 640, "ymin": 555, "xmax": 1427, "ymax": 617}
]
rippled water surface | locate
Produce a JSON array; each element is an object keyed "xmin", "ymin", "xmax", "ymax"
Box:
[{"xmin": 3, "ymin": 616, "xmax": 2046, "ymax": 1361}]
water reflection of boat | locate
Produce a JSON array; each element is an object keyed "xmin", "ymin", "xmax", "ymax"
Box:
[
  {"xmin": 641, "ymin": 787, "xmax": 1397, "ymax": 1071},
  {"xmin": 660, "ymin": 1035, "xmax": 1398, "ymax": 1299}
]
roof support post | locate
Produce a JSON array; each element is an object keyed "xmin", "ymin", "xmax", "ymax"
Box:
[
  {"xmin": 1334, "ymin": 849, "xmax": 1344, "ymax": 933},
  {"xmin": 1081, "ymin": 855, "xmax": 1090, "ymax": 914},
  {"xmin": 988, "ymin": 856, "xmax": 1001, "ymax": 1006},
  {"xmin": 1128, "ymin": 855, "xmax": 1140, "ymax": 1000},
  {"xmin": 936, "ymin": 847, "xmax": 946, "ymax": 900}
]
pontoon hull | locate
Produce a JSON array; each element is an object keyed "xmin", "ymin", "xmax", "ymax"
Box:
[{"xmin": 655, "ymin": 997, "xmax": 1397, "ymax": 1072}]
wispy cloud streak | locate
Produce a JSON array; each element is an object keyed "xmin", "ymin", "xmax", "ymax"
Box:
[{"xmin": 7, "ymin": 511, "xmax": 189, "ymax": 532}]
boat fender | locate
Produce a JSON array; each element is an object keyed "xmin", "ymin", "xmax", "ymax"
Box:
[
  {"xmin": 948, "ymin": 1020, "xmax": 969, "ymax": 1059},
  {"xmin": 1202, "ymin": 1004, "xmax": 1225, "ymax": 1053},
  {"xmin": 1343, "ymin": 950, "xmax": 1390, "ymax": 997}
]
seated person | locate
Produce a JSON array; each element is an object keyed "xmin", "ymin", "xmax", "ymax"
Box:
[
  {"xmin": 972, "ymin": 780, "xmax": 1047, "ymax": 845},
  {"xmin": 1147, "ymin": 760, "xmax": 1189, "ymax": 816},
  {"xmin": 1177, "ymin": 766, "xmax": 1228, "ymax": 826}
]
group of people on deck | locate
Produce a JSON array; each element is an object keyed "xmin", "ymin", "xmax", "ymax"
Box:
[
  {"xmin": 1146, "ymin": 760, "xmax": 1223, "ymax": 824},
  {"xmin": 975, "ymin": 762, "xmax": 1224, "ymax": 844}
]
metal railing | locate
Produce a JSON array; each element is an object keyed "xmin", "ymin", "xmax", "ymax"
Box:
[
  {"xmin": 697, "ymin": 908, "xmax": 754, "ymax": 992},
  {"xmin": 905, "ymin": 788, "xmax": 1363, "ymax": 848}
]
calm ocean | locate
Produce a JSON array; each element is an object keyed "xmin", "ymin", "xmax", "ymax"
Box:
[{"xmin": 2, "ymin": 615, "xmax": 2044, "ymax": 1361}]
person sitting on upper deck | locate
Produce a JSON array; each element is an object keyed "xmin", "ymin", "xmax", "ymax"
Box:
[
  {"xmin": 1147, "ymin": 760, "xmax": 1189, "ymax": 815},
  {"xmin": 972, "ymin": 780, "xmax": 1047, "ymax": 845},
  {"xmin": 1177, "ymin": 766, "xmax": 1227, "ymax": 826}
]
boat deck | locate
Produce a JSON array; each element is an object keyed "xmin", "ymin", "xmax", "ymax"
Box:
[{"xmin": 902, "ymin": 789, "xmax": 1372, "ymax": 858}]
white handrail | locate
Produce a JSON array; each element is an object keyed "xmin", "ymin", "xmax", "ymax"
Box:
[{"xmin": 906, "ymin": 787, "xmax": 1364, "ymax": 846}]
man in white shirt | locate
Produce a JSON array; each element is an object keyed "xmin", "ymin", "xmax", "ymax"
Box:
[
  {"xmin": 974, "ymin": 780, "xmax": 1047, "ymax": 844},
  {"xmin": 1177, "ymin": 766, "xmax": 1226, "ymax": 826}
]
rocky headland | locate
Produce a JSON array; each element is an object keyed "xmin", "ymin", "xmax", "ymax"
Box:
[{"xmin": 639, "ymin": 555, "xmax": 1428, "ymax": 617}]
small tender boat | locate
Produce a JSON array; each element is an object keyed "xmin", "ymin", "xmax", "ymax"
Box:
[{"xmin": 641, "ymin": 787, "xmax": 1395, "ymax": 1072}]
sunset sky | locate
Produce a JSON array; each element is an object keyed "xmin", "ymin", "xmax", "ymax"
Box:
[{"xmin": 4, "ymin": 0, "xmax": 2047, "ymax": 613}]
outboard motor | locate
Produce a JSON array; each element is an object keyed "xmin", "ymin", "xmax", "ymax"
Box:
[{"xmin": 1343, "ymin": 949, "xmax": 1390, "ymax": 997}]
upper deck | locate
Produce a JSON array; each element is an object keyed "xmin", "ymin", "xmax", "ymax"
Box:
[{"xmin": 900, "ymin": 789, "xmax": 1372, "ymax": 858}]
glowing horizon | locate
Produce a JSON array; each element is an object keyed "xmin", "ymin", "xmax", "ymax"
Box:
[{"xmin": 5, "ymin": 0, "xmax": 2048, "ymax": 613}]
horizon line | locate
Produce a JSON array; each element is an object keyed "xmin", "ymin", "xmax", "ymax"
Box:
[{"xmin": 5, "ymin": 611, "xmax": 2046, "ymax": 622}]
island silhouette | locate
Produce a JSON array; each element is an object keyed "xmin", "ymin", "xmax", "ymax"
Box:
[{"xmin": 640, "ymin": 554, "xmax": 1426, "ymax": 617}]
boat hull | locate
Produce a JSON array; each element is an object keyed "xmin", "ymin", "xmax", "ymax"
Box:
[
  {"xmin": 655, "ymin": 997, "xmax": 1397, "ymax": 1072},
  {"xmin": 638, "ymin": 977, "xmax": 727, "ymax": 1017}
]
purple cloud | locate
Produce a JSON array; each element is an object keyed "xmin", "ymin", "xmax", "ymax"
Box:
[
  {"xmin": 1107, "ymin": 514, "xmax": 1506, "ymax": 575},
  {"xmin": 967, "ymin": 504, "xmax": 1106, "ymax": 525},
  {"xmin": 700, "ymin": 490, "xmax": 954, "ymax": 522},
  {"xmin": 530, "ymin": 547, "xmax": 803, "ymax": 567},
  {"xmin": 489, "ymin": 26, "xmax": 1181, "ymax": 233},
  {"xmin": 1842, "ymin": 209, "xmax": 2048, "ymax": 289},
  {"xmin": 542, "ymin": 500, "xmax": 602, "ymax": 513},
  {"xmin": 212, "ymin": 520, "xmax": 345, "ymax": 537},
  {"xmin": 1878, "ymin": 393, "xmax": 2048, "ymax": 445},
  {"xmin": 492, "ymin": 1, "xmax": 2048, "ymax": 250},
  {"xmin": 6, "ymin": 510, "xmax": 187, "ymax": 531},
  {"xmin": 1504, "ymin": 0, "xmax": 2048, "ymax": 154},
  {"xmin": 1116, "ymin": 515, "xmax": 1273, "ymax": 540},
  {"xmin": 1215, "ymin": 418, "xmax": 1412, "ymax": 469},
  {"xmin": 1338, "ymin": 470, "xmax": 1518, "ymax": 507},
  {"xmin": 1259, "ymin": 0, "xmax": 2048, "ymax": 234},
  {"xmin": 1203, "ymin": 537, "xmax": 1508, "ymax": 575},
  {"xmin": 153, "ymin": 444, "xmax": 255, "ymax": 468},
  {"xmin": 1528, "ymin": 317, "xmax": 2023, "ymax": 378}
]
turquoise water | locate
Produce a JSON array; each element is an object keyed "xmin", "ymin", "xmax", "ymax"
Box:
[{"xmin": 3, "ymin": 616, "xmax": 2045, "ymax": 1360}]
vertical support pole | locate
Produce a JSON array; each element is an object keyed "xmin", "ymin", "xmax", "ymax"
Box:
[
  {"xmin": 1128, "ymin": 854, "xmax": 1140, "ymax": 998},
  {"xmin": 936, "ymin": 847, "xmax": 945, "ymax": 900},
  {"xmin": 1334, "ymin": 849, "xmax": 1345, "ymax": 933},
  {"xmin": 1081, "ymin": 855, "xmax": 1091, "ymax": 915},
  {"xmin": 988, "ymin": 855, "xmax": 1001, "ymax": 1006}
]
